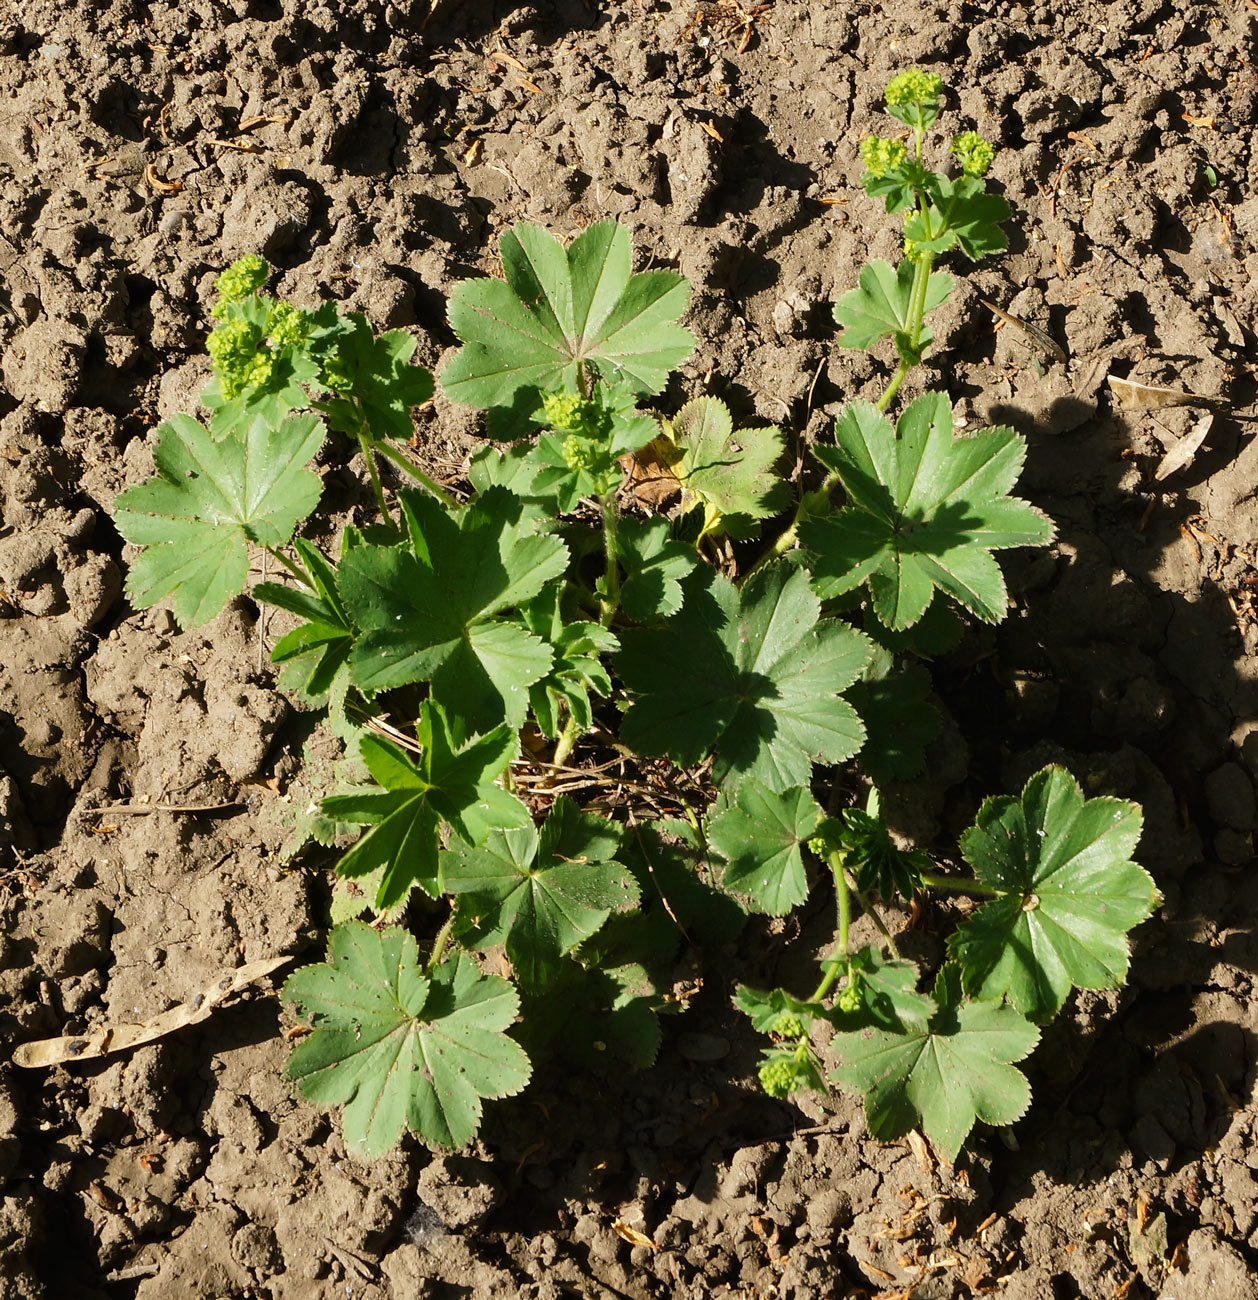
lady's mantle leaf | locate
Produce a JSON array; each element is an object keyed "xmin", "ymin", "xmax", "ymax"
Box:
[
  {"xmin": 442, "ymin": 797, "xmax": 639, "ymax": 988},
  {"xmin": 114, "ymin": 411, "xmax": 323, "ymax": 629},
  {"xmin": 340, "ymin": 487, "xmax": 567, "ymax": 733},
  {"xmin": 657, "ymin": 397, "xmax": 789, "ymax": 540},
  {"xmin": 800, "ymin": 393, "xmax": 1053, "ymax": 630},
  {"xmin": 708, "ymin": 782, "xmax": 823, "ymax": 916},
  {"xmin": 615, "ymin": 517, "xmax": 698, "ymax": 622},
  {"xmin": 834, "ymin": 259, "xmax": 953, "ymax": 357},
  {"xmin": 442, "ymin": 221, "xmax": 695, "ymax": 436},
  {"xmin": 320, "ymin": 703, "xmax": 530, "ymax": 909},
  {"xmin": 618, "ymin": 563, "xmax": 872, "ymax": 792},
  {"xmin": 831, "ymin": 967, "xmax": 1039, "ymax": 1162},
  {"xmin": 285, "ymin": 924, "xmax": 530, "ymax": 1155},
  {"xmin": 255, "ymin": 537, "xmax": 356, "ymax": 701},
  {"xmin": 948, "ymin": 765, "xmax": 1155, "ymax": 1022}
]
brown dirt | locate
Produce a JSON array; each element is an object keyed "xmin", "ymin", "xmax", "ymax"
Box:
[{"xmin": 1, "ymin": 1, "xmax": 1257, "ymax": 1297}]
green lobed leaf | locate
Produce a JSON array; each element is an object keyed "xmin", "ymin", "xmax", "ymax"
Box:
[
  {"xmin": 618, "ymin": 562, "xmax": 872, "ymax": 792},
  {"xmin": 947, "ymin": 765, "xmax": 1155, "ymax": 1022},
  {"xmin": 256, "ymin": 536, "xmax": 357, "ymax": 702},
  {"xmin": 285, "ymin": 925, "xmax": 531, "ymax": 1154},
  {"xmin": 708, "ymin": 782, "xmax": 823, "ymax": 916},
  {"xmin": 313, "ymin": 314, "xmax": 435, "ymax": 442},
  {"xmin": 614, "ymin": 517, "xmax": 698, "ymax": 622},
  {"xmin": 833, "ymin": 259, "xmax": 953, "ymax": 355},
  {"xmin": 441, "ymin": 797, "xmax": 639, "ymax": 987},
  {"xmin": 518, "ymin": 586, "xmax": 618, "ymax": 739},
  {"xmin": 442, "ymin": 221, "xmax": 695, "ymax": 437},
  {"xmin": 658, "ymin": 397, "xmax": 789, "ymax": 540},
  {"xmin": 830, "ymin": 966, "xmax": 1039, "ymax": 1162},
  {"xmin": 340, "ymin": 487, "xmax": 567, "ymax": 732},
  {"xmin": 848, "ymin": 655, "xmax": 941, "ymax": 784},
  {"xmin": 114, "ymin": 411, "xmax": 324, "ymax": 629},
  {"xmin": 320, "ymin": 704, "xmax": 530, "ymax": 909},
  {"xmin": 801, "ymin": 393, "xmax": 1054, "ymax": 629}
]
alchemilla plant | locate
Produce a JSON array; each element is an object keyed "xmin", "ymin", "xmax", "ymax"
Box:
[{"xmin": 114, "ymin": 72, "xmax": 1158, "ymax": 1163}]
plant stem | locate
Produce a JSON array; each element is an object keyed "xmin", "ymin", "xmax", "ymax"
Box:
[
  {"xmin": 265, "ymin": 546, "xmax": 308, "ymax": 584},
  {"xmin": 876, "ymin": 249, "xmax": 935, "ymax": 414},
  {"xmin": 598, "ymin": 489, "xmax": 621, "ymax": 626},
  {"xmin": 552, "ymin": 711, "xmax": 580, "ymax": 766},
  {"xmin": 427, "ymin": 911, "xmax": 456, "ymax": 973},
  {"xmin": 357, "ymin": 429, "xmax": 395, "ymax": 530},
  {"xmin": 372, "ymin": 439, "xmax": 459, "ymax": 507},
  {"xmin": 919, "ymin": 871, "xmax": 1003, "ymax": 898},
  {"xmin": 810, "ymin": 850, "xmax": 852, "ymax": 1004}
]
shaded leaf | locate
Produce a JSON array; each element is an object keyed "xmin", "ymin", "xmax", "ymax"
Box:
[
  {"xmin": 708, "ymin": 782, "xmax": 823, "ymax": 915},
  {"xmin": 618, "ymin": 563, "xmax": 872, "ymax": 791}
]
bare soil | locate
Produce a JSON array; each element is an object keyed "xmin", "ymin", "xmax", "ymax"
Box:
[{"xmin": 1, "ymin": 1, "xmax": 1257, "ymax": 1297}]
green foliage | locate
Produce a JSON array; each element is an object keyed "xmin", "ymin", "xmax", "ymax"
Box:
[
  {"xmin": 442, "ymin": 797, "xmax": 638, "ymax": 987},
  {"xmin": 801, "ymin": 393, "xmax": 1053, "ymax": 629},
  {"xmin": 707, "ymin": 782, "xmax": 823, "ymax": 916},
  {"xmin": 285, "ymin": 924, "xmax": 531, "ymax": 1154},
  {"xmin": 947, "ymin": 766, "xmax": 1157, "ymax": 1021},
  {"xmin": 618, "ymin": 563, "xmax": 872, "ymax": 791},
  {"xmin": 833, "ymin": 260, "xmax": 953, "ymax": 361},
  {"xmin": 320, "ymin": 707, "xmax": 530, "ymax": 909},
  {"xmin": 657, "ymin": 396, "xmax": 789, "ymax": 540},
  {"xmin": 255, "ymin": 537, "xmax": 356, "ymax": 702},
  {"xmin": 340, "ymin": 488, "xmax": 567, "ymax": 730},
  {"xmin": 115, "ymin": 411, "xmax": 323, "ymax": 628},
  {"xmin": 830, "ymin": 967, "xmax": 1039, "ymax": 1163},
  {"xmin": 118, "ymin": 75, "xmax": 1157, "ymax": 1163},
  {"xmin": 442, "ymin": 220, "xmax": 695, "ymax": 436}
]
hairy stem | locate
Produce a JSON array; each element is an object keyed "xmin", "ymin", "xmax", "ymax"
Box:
[
  {"xmin": 598, "ymin": 489, "xmax": 621, "ymax": 626},
  {"xmin": 264, "ymin": 545, "xmax": 308, "ymax": 584},
  {"xmin": 427, "ymin": 911, "xmax": 456, "ymax": 973},
  {"xmin": 373, "ymin": 439, "xmax": 459, "ymax": 507},
  {"xmin": 552, "ymin": 711, "xmax": 580, "ymax": 767},
  {"xmin": 919, "ymin": 871, "xmax": 1003, "ymax": 898}
]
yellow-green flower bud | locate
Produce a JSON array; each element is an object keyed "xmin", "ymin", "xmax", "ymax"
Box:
[
  {"xmin": 206, "ymin": 318, "xmax": 263, "ymax": 396},
  {"xmin": 542, "ymin": 391, "xmax": 588, "ymax": 434},
  {"xmin": 758, "ymin": 1057, "xmax": 798, "ymax": 1100},
  {"xmin": 266, "ymin": 300, "xmax": 310, "ymax": 349},
  {"xmin": 884, "ymin": 69, "xmax": 943, "ymax": 110},
  {"xmin": 859, "ymin": 135, "xmax": 908, "ymax": 179},
  {"xmin": 951, "ymin": 130, "xmax": 995, "ymax": 178},
  {"xmin": 562, "ymin": 434, "xmax": 599, "ymax": 472},
  {"xmin": 771, "ymin": 1012, "xmax": 805, "ymax": 1039},
  {"xmin": 212, "ymin": 254, "xmax": 269, "ymax": 313}
]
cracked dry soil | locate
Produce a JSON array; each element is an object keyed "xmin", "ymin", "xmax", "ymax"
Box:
[{"xmin": 2, "ymin": 1, "xmax": 1258, "ymax": 1297}]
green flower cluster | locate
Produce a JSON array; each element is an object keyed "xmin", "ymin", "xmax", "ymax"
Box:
[
  {"xmin": 837, "ymin": 972, "xmax": 863, "ymax": 1014},
  {"xmin": 266, "ymin": 300, "xmax": 310, "ymax": 349},
  {"xmin": 884, "ymin": 69, "xmax": 942, "ymax": 109},
  {"xmin": 562, "ymin": 434, "xmax": 601, "ymax": 473},
  {"xmin": 770, "ymin": 1012, "xmax": 805, "ymax": 1039},
  {"xmin": 207, "ymin": 319, "xmax": 270, "ymax": 397},
  {"xmin": 952, "ymin": 130, "xmax": 995, "ymax": 178},
  {"xmin": 211, "ymin": 254, "xmax": 269, "ymax": 319},
  {"xmin": 758, "ymin": 1055, "xmax": 799, "ymax": 1100},
  {"xmin": 859, "ymin": 135, "xmax": 908, "ymax": 179}
]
